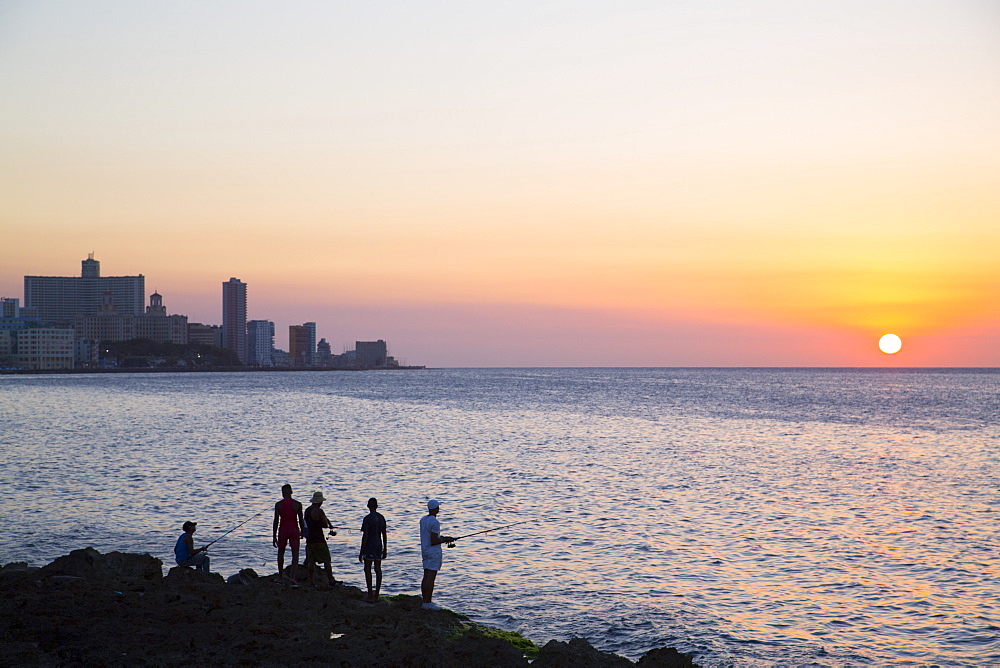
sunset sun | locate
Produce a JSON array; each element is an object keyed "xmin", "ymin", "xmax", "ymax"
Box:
[{"xmin": 878, "ymin": 333, "xmax": 903, "ymax": 354}]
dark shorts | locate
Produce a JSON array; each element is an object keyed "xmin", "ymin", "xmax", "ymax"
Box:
[{"xmin": 306, "ymin": 542, "xmax": 330, "ymax": 564}]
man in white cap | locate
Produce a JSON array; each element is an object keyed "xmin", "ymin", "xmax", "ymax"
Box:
[{"xmin": 419, "ymin": 499, "xmax": 455, "ymax": 611}]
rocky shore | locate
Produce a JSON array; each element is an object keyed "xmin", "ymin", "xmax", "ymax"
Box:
[{"xmin": 0, "ymin": 548, "xmax": 697, "ymax": 667}]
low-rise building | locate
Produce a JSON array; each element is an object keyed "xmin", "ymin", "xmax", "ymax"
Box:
[
  {"xmin": 188, "ymin": 323, "xmax": 223, "ymax": 347},
  {"xmin": 271, "ymin": 349, "xmax": 291, "ymax": 367},
  {"xmin": 8, "ymin": 328, "xmax": 75, "ymax": 370},
  {"xmin": 0, "ymin": 330, "xmax": 14, "ymax": 366},
  {"xmin": 355, "ymin": 340, "xmax": 388, "ymax": 368},
  {"xmin": 75, "ymin": 291, "xmax": 188, "ymax": 344},
  {"xmin": 75, "ymin": 339, "xmax": 100, "ymax": 368},
  {"xmin": 316, "ymin": 338, "xmax": 332, "ymax": 367}
]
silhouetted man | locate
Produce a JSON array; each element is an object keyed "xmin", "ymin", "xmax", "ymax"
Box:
[
  {"xmin": 273, "ymin": 484, "xmax": 305, "ymax": 586},
  {"xmin": 419, "ymin": 499, "xmax": 454, "ymax": 611},
  {"xmin": 174, "ymin": 521, "xmax": 210, "ymax": 572},
  {"xmin": 359, "ymin": 497, "xmax": 388, "ymax": 602}
]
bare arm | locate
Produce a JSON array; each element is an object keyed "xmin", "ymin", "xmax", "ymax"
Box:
[
  {"xmin": 358, "ymin": 526, "xmax": 369, "ymax": 561},
  {"xmin": 185, "ymin": 533, "xmax": 205, "ymax": 555},
  {"xmin": 430, "ymin": 531, "xmax": 455, "ymax": 546}
]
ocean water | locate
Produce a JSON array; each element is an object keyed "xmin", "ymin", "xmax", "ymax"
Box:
[{"xmin": 1, "ymin": 368, "xmax": 997, "ymax": 666}]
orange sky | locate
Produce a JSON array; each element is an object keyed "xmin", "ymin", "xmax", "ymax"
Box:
[{"xmin": 1, "ymin": 1, "xmax": 998, "ymax": 366}]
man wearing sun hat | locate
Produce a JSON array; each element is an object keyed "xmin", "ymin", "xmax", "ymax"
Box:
[
  {"xmin": 419, "ymin": 499, "xmax": 455, "ymax": 611},
  {"xmin": 304, "ymin": 491, "xmax": 336, "ymax": 588}
]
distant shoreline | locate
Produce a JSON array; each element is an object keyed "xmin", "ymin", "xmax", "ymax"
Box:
[
  {"xmin": 3, "ymin": 366, "xmax": 996, "ymax": 375},
  {"xmin": 0, "ymin": 365, "xmax": 429, "ymax": 376}
]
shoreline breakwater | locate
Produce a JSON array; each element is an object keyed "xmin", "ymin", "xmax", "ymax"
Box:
[{"xmin": 0, "ymin": 548, "xmax": 697, "ymax": 667}]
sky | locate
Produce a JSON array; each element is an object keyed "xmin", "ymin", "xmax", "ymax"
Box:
[{"xmin": 2, "ymin": 1, "xmax": 998, "ymax": 367}]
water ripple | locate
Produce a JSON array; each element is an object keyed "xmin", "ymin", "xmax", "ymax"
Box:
[{"xmin": 1, "ymin": 368, "xmax": 997, "ymax": 666}]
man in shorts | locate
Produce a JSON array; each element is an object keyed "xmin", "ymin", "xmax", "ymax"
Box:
[
  {"xmin": 419, "ymin": 499, "xmax": 454, "ymax": 611},
  {"xmin": 304, "ymin": 491, "xmax": 336, "ymax": 588},
  {"xmin": 272, "ymin": 484, "xmax": 305, "ymax": 586},
  {"xmin": 358, "ymin": 497, "xmax": 387, "ymax": 603}
]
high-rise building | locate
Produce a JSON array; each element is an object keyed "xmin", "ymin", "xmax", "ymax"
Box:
[
  {"xmin": 247, "ymin": 320, "xmax": 275, "ymax": 367},
  {"xmin": 288, "ymin": 322, "xmax": 317, "ymax": 367},
  {"xmin": 81, "ymin": 256, "xmax": 99, "ymax": 278},
  {"xmin": 23, "ymin": 255, "xmax": 144, "ymax": 326},
  {"xmin": 222, "ymin": 278, "xmax": 247, "ymax": 364}
]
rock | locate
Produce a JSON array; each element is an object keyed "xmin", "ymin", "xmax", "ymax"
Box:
[
  {"xmin": 0, "ymin": 561, "xmax": 32, "ymax": 572},
  {"xmin": 165, "ymin": 565, "xmax": 226, "ymax": 585},
  {"xmin": 38, "ymin": 546, "xmax": 104, "ymax": 578},
  {"xmin": 637, "ymin": 646, "xmax": 699, "ymax": 667},
  {"xmin": 0, "ymin": 561, "xmax": 40, "ymax": 585},
  {"xmin": 226, "ymin": 568, "xmax": 259, "ymax": 585},
  {"xmin": 101, "ymin": 551, "xmax": 163, "ymax": 581},
  {"xmin": 534, "ymin": 637, "xmax": 633, "ymax": 667},
  {"xmin": 449, "ymin": 634, "xmax": 531, "ymax": 666},
  {"xmin": 2, "ymin": 549, "xmax": 696, "ymax": 667},
  {"xmin": 39, "ymin": 547, "xmax": 162, "ymax": 583}
]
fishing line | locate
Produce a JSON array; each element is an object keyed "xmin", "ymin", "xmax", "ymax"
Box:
[
  {"xmin": 445, "ymin": 519, "xmax": 548, "ymax": 547},
  {"xmin": 202, "ymin": 509, "xmax": 267, "ymax": 550}
]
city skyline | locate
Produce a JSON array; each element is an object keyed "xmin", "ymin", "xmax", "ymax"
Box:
[
  {"xmin": 2, "ymin": 2, "xmax": 998, "ymax": 367},
  {"xmin": 9, "ymin": 255, "xmax": 378, "ymax": 359}
]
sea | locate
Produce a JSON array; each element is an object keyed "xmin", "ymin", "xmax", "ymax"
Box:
[{"xmin": 1, "ymin": 368, "xmax": 997, "ymax": 666}]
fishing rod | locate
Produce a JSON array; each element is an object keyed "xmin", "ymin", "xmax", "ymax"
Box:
[
  {"xmin": 446, "ymin": 519, "xmax": 536, "ymax": 548},
  {"xmin": 202, "ymin": 510, "xmax": 267, "ymax": 550}
]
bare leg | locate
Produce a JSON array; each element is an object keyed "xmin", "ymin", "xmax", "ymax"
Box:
[
  {"xmin": 364, "ymin": 560, "xmax": 374, "ymax": 600},
  {"xmin": 421, "ymin": 569, "xmax": 437, "ymax": 603},
  {"xmin": 290, "ymin": 546, "xmax": 300, "ymax": 584},
  {"xmin": 277, "ymin": 546, "xmax": 286, "ymax": 583},
  {"xmin": 374, "ymin": 560, "xmax": 382, "ymax": 599},
  {"xmin": 324, "ymin": 561, "xmax": 334, "ymax": 587}
]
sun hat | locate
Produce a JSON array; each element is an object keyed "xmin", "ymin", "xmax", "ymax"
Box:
[
  {"xmin": 310, "ymin": 492, "xmax": 325, "ymax": 504},
  {"xmin": 427, "ymin": 499, "xmax": 440, "ymax": 510},
  {"xmin": 183, "ymin": 521, "xmax": 197, "ymax": 532}
]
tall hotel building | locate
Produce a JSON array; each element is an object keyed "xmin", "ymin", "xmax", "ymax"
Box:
[
  {"xmin": 247, "ymin": 320, "xmax": 275, "ymax": 367},
  {"xmin": 24, "ymin": 255, "xmax": 144, "ymax": 326},
  {"xmin": 222, "ymin": 278, "xmax": 247, "ymax": 364}
]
